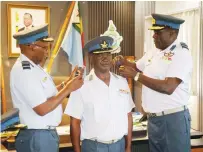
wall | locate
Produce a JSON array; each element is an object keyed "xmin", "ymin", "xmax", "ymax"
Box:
[
  {"xmin": 155, "ymin": 1, "xmax": 199, "ymax": 14},
  {"xmin": 1, "ymin": 1, "xmax": 71, "ymax": 110},
  {"xmin": 87, "ymin": 1, "xmax": 135, "ymax": 75}
]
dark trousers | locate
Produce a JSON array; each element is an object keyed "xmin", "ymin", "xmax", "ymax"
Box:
[
  {"xmin": 148, "ymin": 109, "xmax": 191, "ymax": 152},
  {"xmin": 81, "ymin": 137, "xmax": 125, "ymax": 152},
  {"xmin": 15, "ymin": 129, "xmax": 59, "ymax": 152}
]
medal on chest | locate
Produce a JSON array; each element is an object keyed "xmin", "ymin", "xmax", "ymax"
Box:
[
  {"xmin": 146, "ymin": 45, "xmax": 176, "ymax": 65},
  {"xmin": 161, "ymin": 45, "xmax": 176, "ymax": 63},
  {"xmin": 162, "ymin": 51, "xmax": 174, "ymax": 62}
]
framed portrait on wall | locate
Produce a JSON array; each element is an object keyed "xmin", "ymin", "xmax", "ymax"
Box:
[{"xmin": 7, "ymin": 4, "xmax": 50, "ymax": 57}]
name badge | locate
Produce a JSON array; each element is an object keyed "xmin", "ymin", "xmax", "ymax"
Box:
[{"xmin": 119, "ymin": 89, "xmax": 129, "ymax": 95}]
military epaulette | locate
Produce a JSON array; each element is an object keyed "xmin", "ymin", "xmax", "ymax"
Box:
[
  {"xmin": 180, "ymin": 42, "xmax": 189, "ymax": 50},
  {"xmin": 170, "ymin": 45, "xmax": 176, "ymax": 51},
  {"xmin": 21, "ymin": 61, "xmax": 31, "ymax": 70},
  {"xmin": 112, "ymin": 73, "xmax": 119, "ymax": 79}
]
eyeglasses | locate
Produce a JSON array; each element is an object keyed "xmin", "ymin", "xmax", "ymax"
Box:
[
  {"xmin": 31, "ymin": 43, "xmax": 48, "ymax": 50},
  {"xmin": 154, "ymin": 29, "xmax": 166, "ymax": 35}
]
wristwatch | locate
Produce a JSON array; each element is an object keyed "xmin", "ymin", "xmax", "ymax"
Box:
[
  {"xmin": 134, "ymin": 72, "xmax": 140, "ymax": 81},
  {"xmin": 61, "ymin": 81, "xmax": 65, "ymax": 88}
]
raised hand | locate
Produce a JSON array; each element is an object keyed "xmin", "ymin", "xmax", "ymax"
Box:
[
  {"xmin": 119, "ymin": 65, "xmax": 137, "ymax": 78},
  {"xmin": 112, "ymin": 55, "xmax": 128, "ymax": 67},
  {"xmin": 76, "ymin": 67, "xmax": 85, "ymax": 77},
  {"xmin": 67, "ymin": 66, "xmax": 79, "ymax": 82},
  {"xmin": 65, "ymin": 74, "xmax": 84, "ymax": 92},
  {"xmin": 65, "ymin": 66, "xmax": 85, "ymax": 83}
]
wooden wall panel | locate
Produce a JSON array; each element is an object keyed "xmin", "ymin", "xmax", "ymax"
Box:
[
  {"xmin": 88, "ymin": 1, "xmax": 135, "ymax": 56},
  {"xmin": 87, "ymin": 2, "xmax": 135, "ymax": 97}
]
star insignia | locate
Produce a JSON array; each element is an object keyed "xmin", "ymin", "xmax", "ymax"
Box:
[{"xmin": 100, "ymin": 41, "xmax": 108, "ymax": 49}]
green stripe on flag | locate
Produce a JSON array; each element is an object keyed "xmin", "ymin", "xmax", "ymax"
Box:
[{"xmin": 73, "ymin": 23, "xmax": 81, "ymax": 34}]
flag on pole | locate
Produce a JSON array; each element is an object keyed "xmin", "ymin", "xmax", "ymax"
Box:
[{"xmin": 61, "ymin": 1, "xmax": 84, "ymax": 68}]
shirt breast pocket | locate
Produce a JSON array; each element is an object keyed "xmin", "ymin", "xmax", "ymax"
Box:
[
  {"xmin": 93, "ymin": 100, "xmax": 110, "ymax": 123},
  {"xmin": 115, "ymin": 91, "xmax": 128, "ymax": 114},
  {"xmin": 145, "ymin": 59, "xmax": 170, "ymax": 80},
  {"xmin": 41, "ymin": 80, "xmax": 49, "ymax": 88},
  {"xmin": 41, "ymin": 80, "xmax": 56, "ymax": 97},
  {"xmin": 154, "ymin": 59, "xmax": 171, "ymax": 79}
]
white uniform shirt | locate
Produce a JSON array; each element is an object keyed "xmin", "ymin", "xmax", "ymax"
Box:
[
  {"xmin": 10, "ymin": 54, "xmax": 62, "ymax": 129},
  {"xmin": 136, "ymin": 40, "xmax": 193, "ymax": 113},
  {"xmin": 65, "ymin": 69, "xmax": 135, "ymax": 141}
]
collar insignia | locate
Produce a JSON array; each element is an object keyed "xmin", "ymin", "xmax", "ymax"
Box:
[{"xmin": 42, "ymin": 77, "xmax": 47, "ymax": 82}]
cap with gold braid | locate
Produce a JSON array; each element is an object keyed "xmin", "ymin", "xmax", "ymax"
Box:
[
  {"xmin": 149, "ymin": 13, "xmax": 185, "ymax": 30},
  {"xmin": 13, "ymin": 24, "xmax": 53, "ymax": 44},
  {"xmin": 83, "ymin": 36, "xmax": 114, "ymax": 54}
]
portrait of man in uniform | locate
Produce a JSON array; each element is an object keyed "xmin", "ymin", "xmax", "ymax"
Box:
[
  {"xmin": 16, "ymin": 13, "xmax": 35, "ymax": 47},
  {"xmin": 7, "ymin": 4, "xmax": 49, "ymax": 57},
  {"xmin": 18, "ymin": 13, "xmax": 34, "ymax": 32}
]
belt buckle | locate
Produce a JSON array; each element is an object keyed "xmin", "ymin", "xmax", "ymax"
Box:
[
  {"xmin": 149, "ymin": 113, "xmax": 156, "ymax": 117},
  {"xmin": 47, "ymin": 126, "xmax": 56, "ymax": 130},
  {"xmin": 108, "ymin": 139, "xmax": 116, "ymax": 144}
]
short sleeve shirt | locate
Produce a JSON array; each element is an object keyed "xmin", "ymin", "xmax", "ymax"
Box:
[
  {"xmin": 64, "ymin": 69, "xmax": 135, "ymax": 141},
  {"xmin": 136, "ymin": 40, "xmax": 193, "ymax": 113},
  {"xmin": 10, "ymin": 54, "xmax": 62, "ymax": 129}
]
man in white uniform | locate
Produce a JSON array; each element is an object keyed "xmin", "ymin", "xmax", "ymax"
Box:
[
  {"xmin": 114, "ymin": 14, "xmax": 192, "ymax": 152},
  {"xmin": 65, "ymin": 36, "xmax": 135, "ymax": 152},
  {"xmin": 18, "ymin": 13, "xmax": 34, "ymax": 32},
  {"xmin": 10, "ymin": 24, "xmax": 84, "ymax": 152}
]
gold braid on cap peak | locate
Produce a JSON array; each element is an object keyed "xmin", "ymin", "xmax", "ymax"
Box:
[
  {"xmin": 152, "ymin": 18, "xmax": 156, "ymax": 25},
  {"xmin": 43, "ymin": 37, "xmax": 54, "ymax": 42}
]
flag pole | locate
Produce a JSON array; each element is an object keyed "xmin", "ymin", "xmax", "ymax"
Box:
[
  {"xmin": 1, "ymin": 55, "xmax": 7, "ymax": 114},
  {"xmin": 46, "ymin": 1, "xmax": 76, "ymax": 73}
]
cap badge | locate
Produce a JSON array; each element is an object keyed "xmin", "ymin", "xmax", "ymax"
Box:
[{"xmin": 100, "ymin": 41, "xmax": 108, "ymax": 49}]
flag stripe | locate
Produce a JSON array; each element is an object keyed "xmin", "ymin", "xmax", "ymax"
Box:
[
  {"xmin": 46, "ymin": 1, "xmax": 76, "ymax": 73},
  {"xmin": 73, "ymin": 23, "xmax": 81, "ymax": 34},
  {"xmin": 61, "ymin": 1, "xmax": 85, "ymax": 68}
]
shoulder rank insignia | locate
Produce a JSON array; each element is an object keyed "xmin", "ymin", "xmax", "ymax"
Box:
[
  {"xmin": 21, "ymin": 61, "xmax": 31, "ymax": 70},
  {"xmin": 180, "ymin": 42, "xmax": 189, "ymax": 50},
  {"xmin": 170, "ymin": 45, "xmax": 176, "ymax": 51}
]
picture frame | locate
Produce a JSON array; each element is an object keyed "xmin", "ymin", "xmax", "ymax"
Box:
[{"xmin": 7, "ymin": 4, "xmax": 50, "ymax": 57}]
